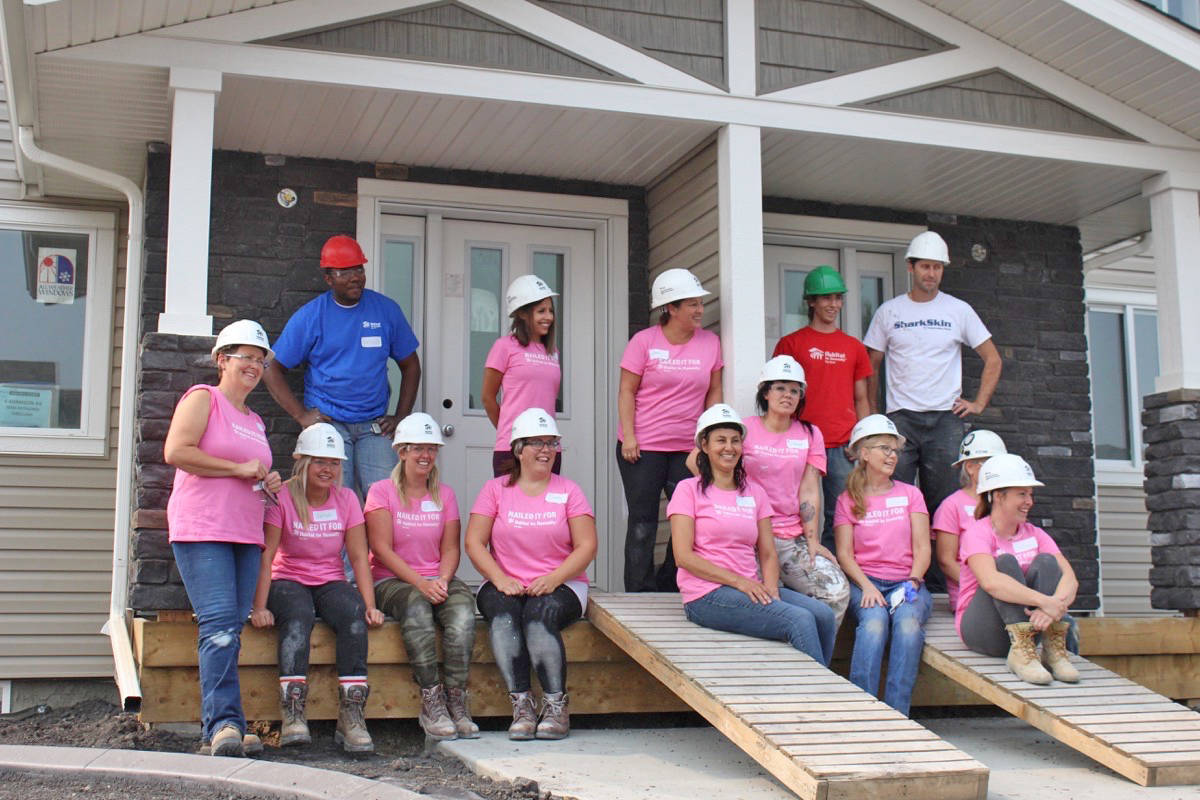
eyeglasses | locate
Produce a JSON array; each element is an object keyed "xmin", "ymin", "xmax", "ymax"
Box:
[
  {"xmin": 768, "ymin": 384, "xmax": 805, "ymax": 399},
  {"xmin": 522, "ymin": 438, "xmax": 559, "ymax": 451},
  {"xmin": 328, "ymin": 266, "xmax": 365, "ymax": 278},
  {"xmin": 867, "ymin": 444, "xmax": 904, "ymax": 457},
  {"xmin": 311, "ymin": 458, "xmax": 342, "ymax": 468},
  {"xmin": 404, "ymin": 444, "xmax": 440, "ymax": 455},
  {"xmin": 224, "ymin": 353, "xmax": 270, "ymax": 367}
]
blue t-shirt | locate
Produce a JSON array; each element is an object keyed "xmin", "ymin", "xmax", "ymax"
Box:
[{"xmin": 273, "ymin": 290, "xmax": 419, "ymax": 422}]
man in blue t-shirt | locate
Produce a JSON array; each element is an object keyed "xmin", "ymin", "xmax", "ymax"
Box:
[{"xmin": 264, "ymin": 234, "xmax": 421, "ymax": 498}]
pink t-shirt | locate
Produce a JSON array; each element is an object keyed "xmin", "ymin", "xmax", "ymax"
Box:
[
  {"xmin": 742, "ymin": 415, "xmax": 826, "ymax": 535},
  {"xmin": 618, "ymin": 326, "xmax": 723, "ymax": 452},
  {"xmin": 955, "ymin": 519, "xmax": 1062, "ymax": 637},
  {"xmin": 667, "ymin": 477, "xmax": 774, "ymax": 604},
  {"xmin": 264, "ymin": 485, "xmax": 364, "ymax": 585},
  {"xmin": 484, "ymin": 335, "xmax": 561, "ymax": 452},
  {"xmin": 471, "ymin": 474, "xmax": 593, "ymax": 604},
  {"xmin": 932, "ymin": 488, "xmax": 978, "ymax": 611},
  {"xmin": 364, "ymin": 479, "xmax": 460, "ymax": 580},
  {"xmin": 167, "ymin": 385, "xmax": 273, "ymax": 546},
  {"xmin": 834, "ymin": 481, "xmax": 928, "ymax": 581}
]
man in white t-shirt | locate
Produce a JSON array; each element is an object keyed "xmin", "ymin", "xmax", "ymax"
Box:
[{"xmin": 864, "ymin": 231, "xmax": 1002, "ymax": 588}]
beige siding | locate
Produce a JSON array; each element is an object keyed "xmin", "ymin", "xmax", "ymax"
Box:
[
  {"xmin": 1098, "ymin": 483, "xmax": 1169, "ymax": 617},
  {"xmin": 0, "ymin": 71, "xmax": 23, "ymax": 199},
  {"xmin": 0, "ymin": 213, "xmax": 125, "ymax": 679}
]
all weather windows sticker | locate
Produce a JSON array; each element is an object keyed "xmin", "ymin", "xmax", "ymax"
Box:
[{"xmin": 35, "ymin": 248, "xmax": 77, "ymax": 305}]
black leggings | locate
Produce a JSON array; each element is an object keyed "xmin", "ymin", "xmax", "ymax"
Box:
[
  {"xmin": 476, "ymin": 583, "xmax": 582, "ymax": 694},
  {"xmin": 615, "ymin": 444, "xmax": 691, "ymax": 592},
  {"xmin": 267, "ymin": 579, "xmax": 367, "ymax": 677},
  {"xmin": 961, "ymin": 553, "xmax": 1061, "ymax": 657}
]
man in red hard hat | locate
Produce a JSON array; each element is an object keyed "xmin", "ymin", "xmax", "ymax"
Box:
[{"xmin": 264, "ymin": 234, "xmax": 421, "ymax": 499}]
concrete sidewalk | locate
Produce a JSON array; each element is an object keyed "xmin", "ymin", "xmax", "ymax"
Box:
[{"xmin": 440, "ymin": 716, "xmax": 1200, "ymax": 800}]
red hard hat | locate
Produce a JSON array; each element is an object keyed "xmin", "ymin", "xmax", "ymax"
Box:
[{"xmin": 320, "ymin": 235, "xmax": 368, "ymax": 269}]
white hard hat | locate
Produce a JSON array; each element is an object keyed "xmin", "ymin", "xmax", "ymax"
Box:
[
  {"xmin": 905, "ymin": 231, "xmax": 950, "ymax": 264},
  {"xmin": 510, "ymin": 407, "xmax": 560, "ymax": 444},
  {"xmin": 759, "ymin": 355, "xmax": 806, "ymax": 389},
  {"xmin": 694, "ymin": 403, "xmax": 746, "ymax": 448},
  {"xmin": 953, "ymin": 429, "xmax": 1007, "ymax": 466},
  {"xmin": 976, "ymin": 453, "xmax": 1044, "ymax": 494},
  {"xmin": 651, "ymin": 268, "xmax": 709, "ymax": 309},
  {"xmin": 848, "ymin": 414, "xmax": 906, "ymax": 452},
  {"xmin": 294, "ymin": 422, "xmax": 347, "ymax": 460},
  {"xmin": 211, "ymin": 319, "xmax": 274, "ymax": 361},
  {"xmin": 505, "ymin": 274, "xmax": 558, "ymax": 317},
  {"xmin": 392, "ymin": 412, "xmax": 445, "ymax": 447}
]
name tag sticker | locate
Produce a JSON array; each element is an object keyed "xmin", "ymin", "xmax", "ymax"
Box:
[
  {"xmin": 648, "ymin": 348, "xmax": 670, "ymax": 360},
  {"xmin": 420, "ymin": 500, "xmax": 440, "ymax": 513},
  {"xmin": 736, "ymin": 496, "xmax": 756, "ymax": 508},
  {"xmin": 546, "ymin": 493, "xmax": 569, "ymax": 504},
  {"xmin": 885, "ymin": 496, "xmax": 909, "ymax": 508},
  {"xmin": 1012, "ymin": 537, "xmax": 1039, "ymax": 554},
  {"xmin": 361, "ymin": 335, "xmax": 383, "ymax": 348},
  {"xmin": 965, "ymin": 504, "xmax": 976, "ymax": 516},
  {"xmin": 786, "ymin": 439, "xmax": 808, "ymax": 450},
  {"xmin": 311, "ymin": 509, "xmax": 338, "ymax": 523}
]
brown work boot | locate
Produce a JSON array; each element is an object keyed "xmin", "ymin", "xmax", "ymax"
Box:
[
  {"xmin": 1041, "ymin": 621, "xmax": 1081, "ymax": 683},
  {"xmin": 210, "ymin": 724, "xmax": 244, "ymax": 757},
  {"xmin": 242, "ymin": 733, "xmax": 263, "ymax": 756},
  {"xmin": 536, "ymin": 692, "xmax": 569, "ymax": 740},
  {"xmin": 418, "ymin": 684, "xmax": 457, "ymax": 740},
  {"xmin": 508, "ymin": 691, "xmax": 537, "ymax": 741},
  {"xmin": 335, "ymin": 683, "xmax": 374, "ymax": 754},
  {"xmin": 1005, "ymin": 622, "xmax": 1052, "ymax": 685},
  {"xmin": 445, "ymin": 686, "xmax": 480, "ymax": 739},
  {"xmin": 279, "ymin": 680, "xmax": 312, "ymax": 746}
]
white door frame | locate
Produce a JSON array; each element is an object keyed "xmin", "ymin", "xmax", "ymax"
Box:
[{"xmin": 356, "ymin": 179, "xmax": 630, "ymax": 591}]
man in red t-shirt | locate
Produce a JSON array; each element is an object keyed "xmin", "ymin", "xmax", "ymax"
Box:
[{"xmin": 773, "ymin": 266, "xmax": 872, "ymax": 550}]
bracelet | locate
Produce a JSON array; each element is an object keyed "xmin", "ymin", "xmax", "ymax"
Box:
[{"xmin": 908, "ymin": 577, "xmax": 924, "ymax": 588}]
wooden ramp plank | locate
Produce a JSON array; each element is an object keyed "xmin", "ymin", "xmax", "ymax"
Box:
[
  {"xmin": 921, "ymin": 598, "xmax": 1200, "ymax": 787},
  {"xmin": 587, "ymin": 592, "xmax": 988, "ymax": 800}
]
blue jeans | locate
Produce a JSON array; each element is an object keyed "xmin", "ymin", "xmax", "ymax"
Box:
[
  {"xmin": 821, "ymin": 445, "xmax": 854, "ymax": 552},
  {"xmin": 847, "ymin": 576, "xmax": 932, "ymax": 716},
  {"xmin": 172, "ymin": 541, "xmax": 261, "ymax": 741},
  {"xmin": 684, "ymin": 585, "xmax": 837, "ymax": 665},
  {"xmin": 328, "ymin": 419, "xmax": 398, "ymax": 500}
]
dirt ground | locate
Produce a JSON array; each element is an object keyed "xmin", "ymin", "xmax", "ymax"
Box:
[{"xmin": 0, "ymin": 700, "xmax": 560, "ymax": 800}]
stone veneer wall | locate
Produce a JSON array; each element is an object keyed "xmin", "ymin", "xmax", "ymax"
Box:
[
  {"xmin": 765, "ymin": 198, "xmax": 1099, "ymax": 610},
  {"xmin": 1143, "ymin": 388, "xmax": 1200, "ymax": 613},
  {"xmin": 131, "ymin": 149, "xmax": 648, "ymax": 612}
]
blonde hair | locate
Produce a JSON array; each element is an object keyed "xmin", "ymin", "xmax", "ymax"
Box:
[
  {"xmin": 390, "ymin": 446, "xmax": 443, "ymax": 509},
  {"xmin": 844, "ymin": 434, "xmax": 897, "ymax": 521},
  {"xmin": 285, "ymin": 455, "xmax": 315, "ymax": 527}
]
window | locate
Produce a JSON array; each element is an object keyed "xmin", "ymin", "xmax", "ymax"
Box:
[
  {"xmin": 1087, "ymin": 297, "xmax": 1159, "ymax": 469},
  {"xmin": 0, "ymin": 205, "xmax": 115, "ymax": 455},
  {"xmin": 1141, "ymin": 0, "xmax": 1199, "ymax": 29}
]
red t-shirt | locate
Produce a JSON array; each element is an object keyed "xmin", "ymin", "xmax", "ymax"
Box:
[{"xmin": 773, "ymin": 327, "xmax": 872, "ymax": 447}]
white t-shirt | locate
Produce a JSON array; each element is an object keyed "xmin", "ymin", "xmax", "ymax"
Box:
[{"xmin": 864, "ymin": 292, "xmax": 991, "ymax": 413}]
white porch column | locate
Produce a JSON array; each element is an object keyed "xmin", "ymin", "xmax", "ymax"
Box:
[
  {"xmin": 158, "ymin": 68, "xmax": 221, "ymax": 336},
  {"xmin": 717, "ymin": 123, "xmax": 765, "ymax": 413},
  {"xmin": 1143, "ymin": 174, "xmax": 1200, "ymax": 392}
]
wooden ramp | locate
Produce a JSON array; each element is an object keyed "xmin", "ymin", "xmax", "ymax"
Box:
[
  {"xmin": 587, "ymin": 592, "xmax": 988, "ymax": 800},
  {"xmin": 921, "ymin": 599, "xmax": 1200, "ymax": 786}
]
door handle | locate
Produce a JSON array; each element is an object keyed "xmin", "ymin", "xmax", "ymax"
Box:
[{"xmin": 442, "ymin": 424, "xmax": 455, "ymax": 438}]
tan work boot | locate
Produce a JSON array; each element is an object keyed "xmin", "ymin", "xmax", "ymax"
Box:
[
  {"xmin": 335, "ymin": 683, "xmax": 374, "ymax": 754},
  {"xmin": 210, "ymin": 724, "xmax": 244, "ymax": 757},
  {"xmin": 1005, "ymin": 622, "xmax": 1053, "ymax": 685},
  {"xmin": 1041, "ymin": 621, "xmax": 1081, "ymax": 683},
  {"xmin": 418, "ymin": 684, "xmax": 457, "ymax": 740},
  {"xmin": 445, "ymin": 686, "xmax": 480, "ymax": 739},
  {"xmin": 508, "ymin": 691, "xmax": 537, "ymax": 741},
  {"xmin": 536, "ymin": 692, "xmax": 569, "ymax": 740},
  {"xmin": 279, "ymin": 680, "xmax": 312, "ymax": 746},
  {"xmin": 242, "ymin": 733, "xmax": 263, "ymax": 756}
]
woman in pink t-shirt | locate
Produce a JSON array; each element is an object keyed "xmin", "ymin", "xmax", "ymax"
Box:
[
  {"xmin": 671, "ymin": 404, "xmax": 837, "ymax": 666},
  {"xmin": 465, "ymin": 408, "xmax": 597, "ymax": 741},
  {"xmin": 249, "ymin": 423, "xmax": 383, "ymax": 754},
  {"xmin": 164, "ymin": 320, "xmax": 281, "ymax": 758},
  {"xmin": 932, "ymin": 430, "xmax": 1007, "ymax": 612},
  {"xmin": 364, "ymin": 412, "xmax": 478, "ymax": 741},
  {"xmin": 482, "ymin": 275, "xmax": 562, "ymax": 477},
  {"xmin": 957, "ymin": 454, "xmax": 1080, "ymax": 685},
  {"xmin": 617, "ymin": 268, "xmax": 722, "ymax": 592},
  {"xmin": 834, "ymin": 415, "xmax": 931, "ymax": 716}
]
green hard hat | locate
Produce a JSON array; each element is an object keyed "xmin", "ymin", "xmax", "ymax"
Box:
[{"xmin": 803, "ymin": 265, "xmax": 847, "ymax": 296}]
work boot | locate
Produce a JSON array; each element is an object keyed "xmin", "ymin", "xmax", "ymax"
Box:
[
  {"xmin": 279, "ymin": 680, "xmax": 312, "ymax": 746},
  {"xmin": 508, "ymin": 691, "xmax": 537, "ymax": 741},
  {"xmin": 210, "ymin": 724, "xmax": 244, "ymax": 757},
  {"xmin": 536, "ymin": 692, "xmax": 570, "ymax": 740},
  {"xmin": 335, "ymin": 683, "xmax": 374, "ymax": 754},
  {"xmin": 445, "ymin": 686, "xmax": 480, "ymax": 739},
  {"xmin": 418, "ymin": 684, "xmax": 457, "ymax": 740},
  {"xmin": 1041, "ymin": 621, "xmax": 1081, "ymax": 683},
  {"xmin": 242, "ymin": 733, "xmax": 263, "ymax": 756},
  {"xmin": 1005, "ymin": 622, "xmax": 1052, "ymax": 685}
]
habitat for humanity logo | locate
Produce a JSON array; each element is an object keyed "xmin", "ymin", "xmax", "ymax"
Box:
[
  {"xmin": 893, "ymin": 318, "xmax": 952, "ymax": 330},
  {"xmin": 806, "ymin": 347, "xmax": 846, "ymax": 363},
  {"xmin": 36, "ymin": 249, "xmax": 77, "ymax": 305}
]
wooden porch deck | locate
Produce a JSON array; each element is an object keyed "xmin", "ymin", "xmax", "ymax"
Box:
[{"xmin": 586, "ymin": 592, "xmax": 989, "ymax": 800}]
